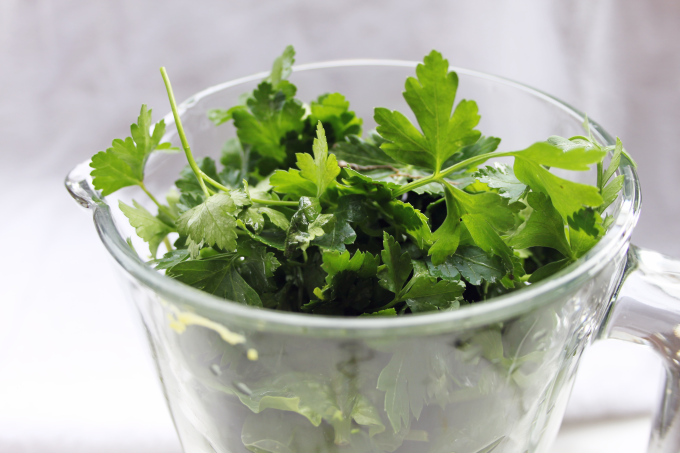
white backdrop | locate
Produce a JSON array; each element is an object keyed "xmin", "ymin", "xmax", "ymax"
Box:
[{"xmin": 1, "ymin": 0, "xmax": 678, "ymax": 451}]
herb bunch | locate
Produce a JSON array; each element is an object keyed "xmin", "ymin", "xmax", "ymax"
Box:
[{"xmin": 89, "ymin": 47, "xmax": 632, "ymax": 316}]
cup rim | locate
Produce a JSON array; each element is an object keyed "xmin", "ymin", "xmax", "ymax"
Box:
[{"xmin": 75, "ymin": 59, "xmax": 641, "ymax": 336}]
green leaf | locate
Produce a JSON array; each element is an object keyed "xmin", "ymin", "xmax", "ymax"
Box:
[
  {"xmin": 377, "ymin": 342, "xmax": 457, "ymax": 433},
  {"xmin": 232, "ymin": 81, "xmax": 305, "ymax": 162},
  {"xmin": 601, "ymin": 174, "xmax": 624, "ymax": 211},
  {"xmin": 509, "ymin": 142, "xmax": 605, "ymax": 222},
  {"xmin": 270, "ymin": 123, "xmax": 341, "ymax": 198},
  {"xmin": 151, "ymin": 249, "xmax": 190, "ymax": 270},
  {"xmin": 167, "ymin": 256, "xmax": 262, "ymax": 306},
  {"xmin": 207, "ymin": 105, "xmax": 246, "ymax": 126},
  {"xmin": 429, "ymin": 182, "xmax": 514, "ymax": 265},
  {"xmin": 428, "ymin": 185, "xmax": 463, "ymax": 266},
  {"xmin": 511, "ymin": 141, "xmax": 606, "ymax": 171},
  {"xmin": 311, "ymin": 250, "xmax": 380, "ymax": 313},
  {"xmin": 379, "ymin": 200, "xmax": 432, "ymax": 249},
  {"xmin": 425, "ymin": 257, "xmax": 461, "ymax": 282},
  {"xmin": 176, "ymin": 193, "xmax": 240, "ymax": 257},
  {"xmin": 239, "ymin": 372, "xmax": 385, "ymax": 449},
  {"xmin": 339, "ymin": 168, "xmax": 400, "ymax": 202},
  {"xmin": 475, "ymin": 163, "xmax": 527, "ymax": 203},
  {"xmin": 377, "ymin": 349, "xmax": 416, "ymax": 433},
  {"xmin": 237, "ymin": 373, "xmax": 343, "ymax": 427},
  {"xmin": 332, "ymin": 134, "xmax": 400, "ymax": 167},
  {"xmin": 462, "ymin": 214, "xmax": 518, "ymax": 276},
  {"xmin": 236, "ymin": 241, "xmax": 281, "ymax": 292},
  {"xmin": 175, "ymin": 157, "xmax": 223, "ymax": 201},
  {"xmin": 269, "ymin": 169, "xmax": 317, "ymax": 198},
  {"xmin": 351, "ymin": 395, "xmax": 386, "ymax": 436},
  {"xmin": 218, "ymin": 138, "xmax": 247, "ymax": 188},
  {"xmin": 311, "ymin": 93, "xmax": 363, "ymax": 142},
  {"xmin": 509, "ymin": 192, "xmax": 572, "ymax": 258},
  {"xmin": 268, "ymin": 45, "xmax": 295, "ymax": 89},
  {"xmin": 528, "ymin": 258, "xmax": 570, "ymax": 283},
  {"xmin": 377, "ymin": 233, "xmax": 413, "ymax": 296},
  {"xmin": 568, "ymin": 208, "xmax": 604, "ymax": 238},
  {"xmin": 90, "ymin": 105, "xmax": 171, "ymax": 195},
  {"xmin": 359, "ymin": 308, "xmax": 397, "ymax": 317},
  {"xmin": 602, "ymin": 137, "xmax": 623, "ymax": 187},
  {"xmin": 312, "ymin": 195, "xmax": 367, "ymax": 251},
  {"xmin": 284, "ymin": 197, "xmax": 333, "ymax": 257},
  {"xmin": 296, "ymin": 122, "xmax": 341, "ymax": 197},
  {"xmin": 119, "ymin": 200, "xmax": 174, "ymax": 258},
  {"xmin": 241, "ymin": 411, "xmax": 297, "ymax": 453},
  {"xmin": 238, "ymin": 220, "xmax": 287, "ymax": 251},
  {"xmin": 443, "ymin": 246, "xmax": 505, "ymax": 285},
  {"xmin": 569, "ymin": 210, "xmax": 604, "ymax": 259},
  {"xmin": 402, "ymin": 277, "xmax": 465, "ymax": 312},
  {"xmin": 444, "ymin": 135, "xmax": 500, "ymax": 166},
  {"xmin": 319, "ymin": 250, "xmax": 380, "ymax": 283},
  {"xmin": 239, "ymin": 206, "xmax": 290, "ymax": 233},
  {"xmin": 375, "ymin": 50, "xmax": 481, "ymax": 172}
]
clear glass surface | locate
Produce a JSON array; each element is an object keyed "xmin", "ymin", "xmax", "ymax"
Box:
[{"xmin": 65, "ymin": 61, "xmax": 679, "ymax": 453}]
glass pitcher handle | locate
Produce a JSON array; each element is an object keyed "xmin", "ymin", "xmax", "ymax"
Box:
[{"xmin": 603, "ymin": 245, "xmax": 680, "ymax": 453}]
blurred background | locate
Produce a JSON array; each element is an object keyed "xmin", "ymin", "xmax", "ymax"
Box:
[{"xmin": 1, "ymin": 0, "xmax": 679, "ymax": 452}]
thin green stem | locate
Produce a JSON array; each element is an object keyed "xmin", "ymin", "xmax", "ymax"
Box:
[
  {"xmin": 391, "ymin": 151, "xmax": 514, "ymax": 198},
  {"xmin": 139, "ymin": 182, "xmax": 176, "ymax": 219},
  {"xmin": 163, "ymin": 236, "xmax": 173, "ymax": 253},
  {"xmin": 160, "ymin": 67, "xmax": 210, "ymax": 199},
  {"xmin": 376, "ymin": 293, "xmax": 405, "ymax": 311},
  {"xmin": 251, "ymin": 198, "xmax": 299, "ymax": 207},
  {"xmin": 596, "ymin": 161, "xmax": 604, "ymax": 193},
  {"xmin": 201, "ymin": 171, "xmax": 231, "ymax": 192}
]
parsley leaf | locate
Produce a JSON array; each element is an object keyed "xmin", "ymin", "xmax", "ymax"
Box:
[
  {"xmin": 379, "ymin": 200, "xmax": 432, "ymax": 249},
  {"xmin": 433, "ymin": 246, "xmax": 505, "ymax": 285},
  {"xmin": 475, "ymin": 163, "xmax": 527, "ymax": 203},
  {"xmin": 569, "ymin": 209, "xmax": 604, "ymax": 258},
  {"xmin": 377, "ymin": 233, "xmax": 413, "ymax": 297},
  {"xmin": 119, "ymin": 200, "xmax": 174, "ymax": 258},
  {"xmin": 91, "ymin": 105, "xmax": 172, "ymax": 195},
  {"xmin": 311, "ymin": 93, "xmax": 363, "ymax": 142},
  {"xmin": 208, "ymin": 46, "xmax": 296, "ymax": 127},
  {"xmin": 462, "ymin": 214, "xmax": 518, "ymax": 277},
  {"xmin": 310, "ymin": 249, "xmax": 380, "ymax": 313},
  {"xmin": 429, "ymin": 182, "xmax": 514, "ymax": 265},
  {"xmin": 176, "ymin": 193, "xmax": 242, "ymax": 257},
  {"xmin": 375, "ymin": 50, "xmax": 481, "ymax": 172},
  {"xmin": 599, "ymin": 137, "xmax": 625, "ymax": 212},
  {"xmin": 312, "ymin": 195, "xmax": 367, "ymax": 251},
  {"xmin": 239, "ymin": 206, "xmax": 290, "ymax": 233},
  {"xmin": 151, "ymin": 249, "xmax": 190, "ymax": 270},
  {"xmin": 235, "ymin": 241, "xmax": 281, "ymax": 292},
  {"xmin": 232, "ymin": 81, "xmax": 305, "ymax": 162},
  {"xmin": 268, "ymin": 44, "xmax": 295, "ymax": 89},
  {"xmin": 377, "ymin": 341, "xmax": 458, "ymax": 433},
  {"xmin": 166, "ymin": 255, "xmax": 262, "ymax": 306},
  {"xmin": 445, "ymin": 135, "xmax": 501, "ymax": 165},
  {"xmin": 508, "ymin": 142, "xmax": 605, "ymax": 222},
  {"xmin": 509, "ymin": 192, "xmax": 572, "ymax": 258},
  {"xmin": 175, "ymin": 157, "xmax": 223, "ymax": 203},
  {"xmin": 402, "ymin": 276, "xmax": 465, "ymax": 312},
  {"xmin": 284, "ymin": 197, "xmax": 333, "ymax": 257},
  {"xmin": 332, "ymin": 134, "xmax": 400, "ymax": 167},
  {"xmin": 268, "ymin": 169, "xmax": 317, "ymax": 197},
  {"xmin": 271, "ymin": 122, "xmax": 341, "ymax": 198}
]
